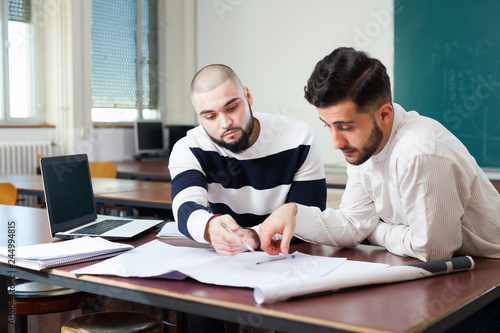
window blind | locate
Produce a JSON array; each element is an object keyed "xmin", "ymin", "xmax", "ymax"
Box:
[
  {"xmin": 91, "ymin": 0, "xmax": 158, "ymax": 111},
  {"xmin": 8, "ymin": 0, "xmax": 31, "ymax": 23},
  {"xmin": 141, "ymin": 0, "xmax": 158, "ymax": 110}
]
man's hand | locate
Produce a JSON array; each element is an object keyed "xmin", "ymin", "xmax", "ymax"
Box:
[
  {"xmin": 205, "ymin": 215, "xmax": 259, "ymax": 256},
  {"xmin": 259, "ymin": 203, "xmax": 297, "ymax": 255}
]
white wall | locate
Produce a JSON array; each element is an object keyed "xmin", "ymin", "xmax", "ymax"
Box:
[
  {"xmin": 1, "ymin": 0, "xmax": 395, "ymax": 165},
  {"xmin": 197, "ymin": 0, "xmax": 394, "ymax": 167},
  {"xmin": 0, "ymin": 128, "xmax": 55, "ymax": 142}
]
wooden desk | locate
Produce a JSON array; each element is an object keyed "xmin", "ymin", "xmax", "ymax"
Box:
[
  {"xmin": 2, "ymin": 205, "xmax": 499, "ymax": 333},
  {"xmin": 114, "ymin": 160, "xmax": 171, "ymax": 181},
  {"xmin": 112, "ymin": 160, "xmax": 500, "ymax": 193},
  {"xmin": 0, "ymin": 174, "xmax": 339, "ymax": 211},
  {"xmin": 96, "ymin": 187, "xmax": 172, "ymax": 210},
  {"xmin": 113, "ymin": 159, "xmax": 351, "ymax": 188},
  {"xmin": 0, "ymin": 175, "xmax": 172, "ymax": 210}
]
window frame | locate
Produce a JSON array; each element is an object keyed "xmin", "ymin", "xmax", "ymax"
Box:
[{"xmin": 0, "ymin": 0, "xmax": 44, "ymax": 125}]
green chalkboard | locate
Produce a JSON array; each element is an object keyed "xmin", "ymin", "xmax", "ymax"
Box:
[{"xmin": 394, "ymin": 0, "xmax": 500, "ymax": 167}]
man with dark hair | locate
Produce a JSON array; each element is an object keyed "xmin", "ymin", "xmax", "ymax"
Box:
[{"xmin": 260, "ymin": 47, "xmax": 500, "ymax": 263}]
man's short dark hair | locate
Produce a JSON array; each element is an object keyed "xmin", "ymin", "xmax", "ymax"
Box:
[{"xmin": 304, "ymin": 47, "xmax": 392, "ymax": 112}]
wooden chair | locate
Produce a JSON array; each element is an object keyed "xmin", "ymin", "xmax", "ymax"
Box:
[
  {"xmin": 88, "ymin": 161, "xmax": 118, "ymax": 178},
  {"xmin": 10, "ymin": 282, "xmax": 101, "ymax": 333},
  {"xmin": 37, "ymin": 156, "xmax": 119, "ymax": 178},
  {"xmin": 38, "ymin": 158, "xmax": 125, "ymax": 214},
  {"xmin": 61, "ymin": 311, "xmax": 163, "ymax": 333},
  {"xmin": 35, "ymin": 155, "xmax": 49, "ymax": 207},
  {"xmin": 36, "ymin": 154, "xmax": 45, "ymax": 173},
  {"xmin": 0, "ymin": 182, "xmax": 17, "ymax": 205},
  {"xmin": 88, "ymin": 161, "xmax": 127, "ymax": 216}
]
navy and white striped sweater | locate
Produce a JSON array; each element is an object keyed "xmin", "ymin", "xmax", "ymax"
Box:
[{"xmin": 169, "ymin": 112, "xmax": 326, "ymax": 242}]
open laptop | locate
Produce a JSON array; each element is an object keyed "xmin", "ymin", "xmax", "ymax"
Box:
[{"xmin": 40, "ymin": 154, "xmax": 162, "ymax": 240}]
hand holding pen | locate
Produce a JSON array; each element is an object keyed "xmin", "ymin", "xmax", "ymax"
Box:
[
  {"xmin": 205, "ymin": 214, "xmax": 258, "ymax": 256},
  {"xmin": 221, "ymin": 223, "xmax": 255, "ymax": 253}
]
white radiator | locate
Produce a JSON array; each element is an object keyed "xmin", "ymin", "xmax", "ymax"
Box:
[
  {"xmin": 0, "ymin": 141, "xmax": 53, "ymax": 175},
  {"xmin": 0, "ymin": 141, "xmax": 54, "ymax": 207}
]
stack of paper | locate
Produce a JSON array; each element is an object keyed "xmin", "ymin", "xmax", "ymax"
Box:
[
  {"xmin": 155, "ymin": 221, "xmax": 186, "ymax": 238},
  {"xmin": 0, "ymin": 237, "xmax": 133, "ymax": 271}
]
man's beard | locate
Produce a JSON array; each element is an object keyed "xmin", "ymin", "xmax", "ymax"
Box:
[
  {"xmin": 209, "ymin": 109, "xmax": 255, "ymax": 154},
  {"xmin": 344, "ymin": 120, "xmax": 383, "ymax": 166}
]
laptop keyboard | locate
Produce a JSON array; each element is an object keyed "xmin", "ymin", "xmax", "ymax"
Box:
[{"xmin": 70, "ymin": 219, "xmax": 133, "ymax": 235}]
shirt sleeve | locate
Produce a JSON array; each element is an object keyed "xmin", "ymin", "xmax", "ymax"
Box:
[
  {"xmin": 367, "ymin": 155, "xmax": 466, "ymax": 261},
  {"xmin": 287, "ymin": 130, "xmax": 327, "ymax": 210},
  {"xmin": 294, "ymin": 167, "xmax": 380, "ymax": 246},
  {"xmin": 169, "ymin": 140, "xmax": 212, "ymax": 243}
]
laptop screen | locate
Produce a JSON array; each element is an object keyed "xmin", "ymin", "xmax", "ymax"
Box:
[{"xmin": 40, "ymin": 154, "xmax": 97, "ymax": 236}]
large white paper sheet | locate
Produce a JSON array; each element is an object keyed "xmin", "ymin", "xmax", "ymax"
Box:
[
  {"xmin": 71, "ymin": 240, "xmax": 474, "ymax": 304},
  {"xmin": 254, "ymin": 255, "xmax": 474, "ymax": 304},
  {"xmin": 71, "ymin": 239, "xmax": 348, "ymax": 287}
]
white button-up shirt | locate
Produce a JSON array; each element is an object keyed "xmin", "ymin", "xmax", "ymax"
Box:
[{"xmin": 295, "ymin": 104, "xmax": 500, "ymax": 261}]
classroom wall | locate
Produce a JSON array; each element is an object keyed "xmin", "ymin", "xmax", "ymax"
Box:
[
  {"xmin": 196, "ymin": 0, "xmax": 394, "ymax": 167},
  {"xmin": 0, "ymin": 128, "xmax": 55, "ymax": 142},
  {"xmin": 2, "ymin": 0, "xmax": 394, "ymax": 166}
]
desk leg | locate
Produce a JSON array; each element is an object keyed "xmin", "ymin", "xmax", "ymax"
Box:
[
  {"xmin": 176, "ymin": 311, "xmax": 187, "ymax": 333},
  {"xmin": 1, "ymin": 275, "xmax": 8, "ymax": 333}
]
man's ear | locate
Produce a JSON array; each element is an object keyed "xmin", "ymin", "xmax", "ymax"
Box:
[
  {"xmin": 377, "ymin": 103, "xmax": 393, "ymax": 125},
  {"xmin": 244, "ymin": 86, "xmax": 253, "ymax": 107}
]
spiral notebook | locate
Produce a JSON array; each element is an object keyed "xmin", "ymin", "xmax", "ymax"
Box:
[{"xmin": 0, "ymin": 237, "xmax": 133, "ymax": 271}]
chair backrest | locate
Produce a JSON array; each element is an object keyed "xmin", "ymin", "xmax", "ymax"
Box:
[
  {"xmin": 36, "ymin": 154, "xmax": 46, "ymax": 174},
  {"xmin": 88, "ymin": 161, "xmax": 118, "ymax": 178},
  {"xmin": 0, "ymin": 182, "xmax": 18, "ymax": 205}
]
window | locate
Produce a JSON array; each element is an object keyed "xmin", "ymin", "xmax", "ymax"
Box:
[
  {"xmin": 91, "ymin": 0, "xmax": 159, "ymax": 123},
  {"xmin": 1, "ymin": 0, "xmax": 37, "ymax": 123}
]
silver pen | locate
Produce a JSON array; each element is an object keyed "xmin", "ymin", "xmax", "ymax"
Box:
[
  {"xmin": 221, "ymin": 223, "xmax": 255, "ymax": 252},
  {"xmin": 256, "ymin": 254, "xmax": 296, "ymax": 265}
]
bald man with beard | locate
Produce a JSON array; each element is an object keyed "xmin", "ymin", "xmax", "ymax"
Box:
[
  {"xmin": 169, "ymin": 64, "xmax": 327, "ymax": 255},
  {"xmin": 167, "ymin": 64, "xmax": 327, "ymax": 332}
]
